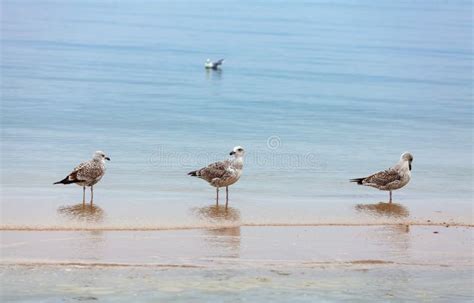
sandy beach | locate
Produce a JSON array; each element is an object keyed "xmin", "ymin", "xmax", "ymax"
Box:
[{"xmin": 1, "ymin": 225, "xmax": 473, "ymax": 302}]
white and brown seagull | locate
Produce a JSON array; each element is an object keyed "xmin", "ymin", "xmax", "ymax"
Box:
[
  {"xmin": 54, "ymin": 151, "xmax": 110, "ymax": 205},
  {"xmin": 188, "ymin": 146, "xmax": 245, "ymax": 208},
  {"xmin": 205, "ymin": 58, "xmax": 224, "ymax": 70},
  {"xmin": 351, "ymin": 152, "xmax": 413, "ymax": 203}
]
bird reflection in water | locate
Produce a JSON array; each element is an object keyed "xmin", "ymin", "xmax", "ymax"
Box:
[
  {"xmin": 355, "ymin": 202, "xmax": 410, "ymax": 218},
  {"xmin": 192, "ymin": 205, "xmax": 241, "ymax": 258},
  {"xmin": 57, "ymin": 203, "xmax": 105, "ymax": 223},
  {"xmin": 205, "ymin": 68, "xmax": 222, "ymax": 80},
  {"xmin": 193, "ymin": 204, "xmax": 241, "ymax": 223}
]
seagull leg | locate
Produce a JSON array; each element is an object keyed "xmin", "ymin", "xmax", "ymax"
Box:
[
  {"xmin": 389, "ymin": 191, "xmax": 392, "ymax": 204},
  {"xmin": 82, "ymin": 186, "xmax": 86, "ymax": 207},
  {"xmin": 216, "ymin": 188, "xmax": 219, "ymax": 206},
  {"xmin": 90, "ymin": 186, "xmax": 94, "ymax": 205},
  {"xmin": 225, "ymin": 186, "xmax": 229, "ymax": 209}
]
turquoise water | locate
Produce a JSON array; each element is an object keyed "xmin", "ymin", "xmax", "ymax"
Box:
[{"xmin": 1, "ymin": 0, "xmax": 473, "ymax": 227}]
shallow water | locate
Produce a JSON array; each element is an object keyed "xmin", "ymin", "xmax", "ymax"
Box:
[
  {"xmin": 2, "ymin": 226, "xmax": 472, "ymax": 266},
  {"xmin": 1, "ymin": 1, "xmax": 473, "ymax": 227},
  {"xmin": 3, "ymin": 265, "xmax": 473, "ymax": 302},
  {"xmin": 1, "ymin": 226, "xmax": 473, "ymax": 302}
]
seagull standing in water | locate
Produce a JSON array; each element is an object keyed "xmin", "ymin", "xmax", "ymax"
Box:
[
  {"xmin": 54, "ymin": 151, "xmax": 110, "ymax": 206},
  {"xmin": 188, "ymin": 146, "xmax": 245, "ymax": 208},
  {"xmin": 350, "ymin": 152, "xmax": 413, "ymax": 203},
  {"xmin": 205, "ymin": 58, "xmax": 224, "ymax": 70}
]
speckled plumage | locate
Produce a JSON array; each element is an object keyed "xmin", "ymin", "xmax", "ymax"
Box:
[
  {"xmin": 355, "ymin": 168, "xmax": 410, "ymax": 191},
  {"xmin": 188, "ymin": 146, "xmax": 245, "ymax": 207},
  {"xmin": 67, "ymin": 159, "xmax": 106, "ymax": 187},
  {"xmin": 54, "ymin": 151, "xmax": 110, "ymax": 204},
  {"xmin": 190, "ymin": 159, "xmax": 243, "ymax": 188},
  {"xmin": 351, "ymin": 152, "xmax": 413, "ymax": 203}
]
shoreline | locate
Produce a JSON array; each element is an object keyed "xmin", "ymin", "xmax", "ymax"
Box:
[
  {"xmin": 1, "ymin": 221, "xmax": 472, "ymax": 231},
  {"xmin": 2, "ymin": 225, "xmax": 471, "ymax": 265},
  {"xmin": 2, "ymin": 225, "xmax": 472, "ymax": 301}
]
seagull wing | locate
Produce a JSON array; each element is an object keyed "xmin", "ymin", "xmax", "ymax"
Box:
[
  {"xmin": 65, "ymin": 161, "xmax": 88, "ymax": 182},
  {"xmin": 196, "ymin": 160, "xmax": 230, "ymax": 182},
  {"xmin": 362, "ymin": 169, "xmax": 401, "ymax": 187},
  {"xmin": 69, "ymin": 161, "xmax": 102, "ymax": 182},
  {"xmin": 213, "ymin": 59, "xmax": 224, "ymax": 66}
]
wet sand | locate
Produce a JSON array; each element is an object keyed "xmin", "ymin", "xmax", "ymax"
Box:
[{"xmin": 1, "ymin": 225, "xmax": 472, "ymax": 302}]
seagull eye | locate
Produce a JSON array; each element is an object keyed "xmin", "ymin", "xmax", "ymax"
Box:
[{"xmin": 238, "ymin": 148, "xmax": 243, "ymax": 152}]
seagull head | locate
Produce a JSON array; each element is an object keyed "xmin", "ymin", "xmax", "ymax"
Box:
[
  {"xmin": 400, "ymin": 152, "xmax": 413, "ymax": 170},
  {"xmin": 229, "ymin": 146, "xmax": 245, "ymax": 158},
  {"xmin": 93, "ymin": 150, "xmax": 111, "ymax": 162}
]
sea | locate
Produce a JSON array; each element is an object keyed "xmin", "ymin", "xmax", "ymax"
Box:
[{"xmin": 2, "ymin": 0, "xmax": 472, "ymax": 229}]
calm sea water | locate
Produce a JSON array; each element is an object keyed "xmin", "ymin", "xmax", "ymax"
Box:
[{"xmin": 1, "ymin": 0, "xmax": 472, "ymax": 227}]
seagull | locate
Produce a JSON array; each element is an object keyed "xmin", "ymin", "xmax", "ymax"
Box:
[
  {"xmin": 205, "ymin": 58, "xmax": 224, "ymax": 70},
  {"xmin": 188, "ymin": 146, "xmax": 245, "ymax": 208},
  {"xmin": 350, "ymin": 152, "xmax": 413, "ymax": 203},
  {"xmin": 54, "ymin": 151, "xmax": 110, "ymax": 205}
]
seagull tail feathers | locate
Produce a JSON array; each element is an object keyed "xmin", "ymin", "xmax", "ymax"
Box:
[
  {"xmin": 350, "ymin": 177, "xmax": 365, "ymax": 185},
  {"xmin": 54, "ymin": 176, "xmax": 75, "ymax": 185},
  {"xmin": 188, "ymin": 170, "xmax": 199, "ymax": 177}
]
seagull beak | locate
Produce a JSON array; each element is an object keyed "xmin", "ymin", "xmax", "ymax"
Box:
[
  {"xmin": 229, "ymin": 151, "xmax": 235, "ymax": 156},
  {"xmin": 105, "ymin": 157, "xmax": 111, "ymax": 161},
  {"xmin": 409, "ymin": 161, "xmax": 412, "ymax": 171}
]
